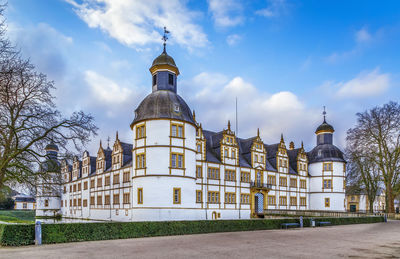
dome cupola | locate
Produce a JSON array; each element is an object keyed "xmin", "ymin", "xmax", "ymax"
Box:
[{"xmin": 315, "ymin": 107, "xmax": 334, "ymax": 145}]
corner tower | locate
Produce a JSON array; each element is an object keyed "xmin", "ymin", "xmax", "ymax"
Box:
[
  {"xmin": 308, "ymin": 108, "xmax": 346, "ymax": 211},
  {"xmin": 130, "ymin": 29, "xmax": 200, "ymax": 221}
]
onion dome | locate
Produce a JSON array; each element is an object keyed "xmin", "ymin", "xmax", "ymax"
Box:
[
  {"xmin": 45, "ymin": 142, "xmax": 59, "ymax": 152},
  {"xmin": 315, "ymin": 118, "xmax": 335, "ymax": 134},
  {"xmin": 149, "ymin": 49, "xmax": 179, "ymax": 75},
  {"xmin": 130, "ymin": 90, "xmax": 195, "ymax": 127}
]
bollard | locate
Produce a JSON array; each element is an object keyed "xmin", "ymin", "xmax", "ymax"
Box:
[
  {"xmin": 35, "ymin": 221, "xmax": 42, "ymax": 245},
  {"xmin": 300, "ymin": 216, "xmax": 303, "ymax": 228}
]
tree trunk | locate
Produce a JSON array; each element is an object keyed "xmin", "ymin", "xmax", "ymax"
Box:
[
  {"xmin": 387, "ymin": 184, "xmax": 395, "ymax": 213},
  {"xmin": 368, "ymin": 197, "xmax": 375, "ymax": 213}
]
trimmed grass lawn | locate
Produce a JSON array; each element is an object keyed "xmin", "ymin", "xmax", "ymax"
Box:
[{"xmin": 0, "ymin": 210, "xmax": 35, "ymax": 223}]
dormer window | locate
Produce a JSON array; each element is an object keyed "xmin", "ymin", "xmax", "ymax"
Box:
[
  {"xmin": 168, "ymin": 73, "xmax": 174, "ymax": 85},
  {"xmin": 152, "ymin": 74, "xmax": 157, "ymax": 86},
  {"xmin": 173, "ymin": 104, "xmax": 180, "ymax": 113}
]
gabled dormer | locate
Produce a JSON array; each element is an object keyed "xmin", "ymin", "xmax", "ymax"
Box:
[
  {"xmin": 61, "ymin": 159, "xmax": 71, "ymax": 183},
  {"xmin": 251, "ymin": 128, "xmax": 266, "ymax": 168},
  {"xmin": 297, "ymin": 142, "xmax": 308, "ymax": 175},
  {"xmin": 82, "ymin": 151, "xmax": 94, "ymax": 177},
  {"xmin": 72, "ymin": 156, "xmax": 81, "ymax": 180},
  {"xmin": 196, "ymin": 122, "xmax": 206, "ymax": 161},
  {"xmin": 112, "ymin": 132, "xmax": 123, "ymax": 170},
  {"xmin": 277, "ymin": 134, "xmax": 289, "ymax": 173},
  {"xmin": 220, "ymin": 121, "xmax": 238, "ymax": 165},
  {"xmin": 96, "ymin": 140, "xmax": 106, "ymax": 174}
]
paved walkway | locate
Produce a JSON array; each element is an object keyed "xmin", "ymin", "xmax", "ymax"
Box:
[{"xmin": 1, "ymin": 220, "xmax": 400, "ymax": 259}]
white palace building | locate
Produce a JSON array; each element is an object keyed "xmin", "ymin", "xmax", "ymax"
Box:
[{"xmin": 36, "ymin": 45, "xmax": 347, "ymax": 221}]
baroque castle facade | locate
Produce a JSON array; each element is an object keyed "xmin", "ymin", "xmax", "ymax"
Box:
[{"xmin": 36, "ymin": 48, "xmax": 347, "ymax": 221}]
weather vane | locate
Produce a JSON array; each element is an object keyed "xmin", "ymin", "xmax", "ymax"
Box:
[
  {"xmin": 323, "ymin": 106, "xmax": 327, "ymax": 121},
  {"xmin": 162, "ymin": 26, "xmax": 170, "ymax": 52}
]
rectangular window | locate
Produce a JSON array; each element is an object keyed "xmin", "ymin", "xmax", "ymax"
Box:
[
  {"xmin": 207, "ymin": 167, "xmax": 220, "ymax": 179},
  {"xmin": 168, "ymin": 73, "xmax": 174, "ymax": 85},
  {"xmin": 323, "ymin": 162, "xmax": 333, "ymax": 171},
  {"xmin": 173, "ymin": 188, "xmax": 181, "ymax": 204},
  {"xmin": 83, "ymin": 199, "xmax": 88, "ymax": 207},
  {"xmin": 78, "ymin": 198, "xmax": 82, "ymax": 206},
  {"xmin": 73, "ymin": 184, "xmax": 77, "ymax": 192},
  {"xmin": 224, "ymin": 170, "xmax": 236, "ymax": 181},
  {"xmin": 224, "ymin": 192, "xmax": 236, "ymax": 204},
  {"xmin": 73, "ymin": 199, "xmax": 77, "ymax": 206},
  {"xmin": 196, "ymin": 166, "xmax": 202, "ymax": 178},
  {"xmin": 70, "ymin": 185, "xmax": 72, "ymax": 192},
  {"xmin": 90, "ymin": 196, "xmax": 95, "ymax": 205},
  {"xmin": 123, "ymin": 193, "xmax": 130, "ymax": 204},
  {"xmin": 78, "ymin": 183, "xmax": 81, "ymax": 191},
  {"xmin": 105, "ymin": 176, "xmax": 110, "ymax": 186},
  {"xmin": 240, "ymin": 194, "xmax": 250, "ymax": 204},
  {"xmin": 196, "ymin": 190, "xmax": 202, "ymax": 203},
  {"xmin": 138, "ymin": 188, "xmax": 143, "ymax": 204},
  {"xmin": 240, "ymin": 172, "xmax": 250, "ymax": 182},
  {"xmin": 197, "ymin": 144, "xmax": 202, "ymax": 153},
  {"xmin": 290, "ymin": 197, "xmax": 297, "ymax": 206},
  {"xmin": 113, "ymin": 174, "xmax": 119, "ymax": 184},
  {"xmin": 267, "ymin": 175, "xmax": 276, "ymax": 185},
  {"xmin": 268, "ymin": 195, "xmax": 276, "ymax": 205},
  {"xmin": 207, "ymin": 191, "xmax": 220, "ymax": 204},
  {"xmin": 97, "ymin": 177, "xmax": 102, "ymax": 187},
  {"xmin": 290, "ymin": 178, "xmax": 297, "ymax": 188},
  {"xmin": 105, "ymin": 195, "xmax": 110, "ymax": 205},
  {"xmin": 136, "ymin": 153, "xmax": 146, "ymax": 169},
  {"xmin": 45, "ymin": 200, "xmax": 49, "ymax": 207},
  {"xmin": 279, "ymin": 196, "xmax": 287, "ymax": 206},
  {"xmin": 171, "ymin": 153, "xmax": 184, "ymax": 168},
  {"xmin": 152, "ymin": 74, "xmax": 156, "ymax": 86},
  {"xmin": 171, "ymin": 124, "xmax": 184, "ymax": 138},
  {"xmin": 123, "ymin": 171, "xmax": 130, "ymax": 183},
  {"xmin": 300, "ymin": 179, "xmax": 307, "ymax": 189},
  {"xmin": 97, "ymin": 195, "xmax": 102, "ymax": 205},
  {"xmin": 325, "ymin": 198, "xmax": 330, "ymax": 207},
  {"xmin": 113, "ymin": 194, "xmax": 119, "ymax": 205},
  {"xmin": 300, "ymin": 197, "xmax": 307, "ymax": 206},
  {"xmin": 136, "ymin": 125, "xmax": 145, "ymax": 139},
  {"xmin": 91, "ymin": 179, "xmax": 95, "ymax": 189},
  {"xmin": 279, "ymin": 177, "xmax": 287, "ymax": 187},
  {"xmin": 70, "ymin": 199, "xmax": 72, "ymax": 206},
  {"xmin": 84, "ymin": 181, "xmax": 88, "ymax": 190},
  {"xmin": 323, "ymin": 179, "xmax": 332, "ymax": 189}
]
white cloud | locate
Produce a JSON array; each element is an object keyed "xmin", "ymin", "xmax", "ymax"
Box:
[
  {"xmin": 208, "ymin": 0, "xmax": 244, "ymax": 27},
  {"xmin": 334, "ymin": 69, "xmax": 390, "ymax": 98},
  {"xmin": 256, "ymin": 0, "xmax": 288, "ymax": 18},
  {"xmin": 180, "ymin": 72, "xmax": 318, "ymax": 144},
  {"xmin": 355, "ymin": 27, "xmax": 371, "ymax": 43},
  {"xmin": 66, "ymin": 0, "xmax": 208, "ymax": 50},
  {"xmin": 85, "ymin": 70, "xmax": 133, "ymax": 104},
  {"xmin": 226, "ymin": 34, "xmax": 242, "ymax": 45}
]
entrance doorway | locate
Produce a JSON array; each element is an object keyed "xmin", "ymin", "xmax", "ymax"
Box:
[
  {"xmin": 254, "ymin": 192, "xmax": 264, "ymax": 214},
  {"xmin": 350, "ymin": 204, "xmax": 357, "ymax": 212}
]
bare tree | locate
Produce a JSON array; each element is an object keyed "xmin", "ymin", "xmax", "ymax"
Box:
[
  {"xmin": 0, "ymin": 5, "xmax": 97, "ymax": 190},
  {"xmin": 346, "ymin": 101, "xmax": 400, "ymax": 213},
  {"xmin": 345, "ymin": 143, "xmax": 381, "ymax": 213}
]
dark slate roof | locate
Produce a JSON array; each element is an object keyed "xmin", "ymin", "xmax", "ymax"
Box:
[
  {"xmin": 287, "ymin": 149, "xmax": 300, "ymax": 175},
  {"xmin": 308, "ymin": 144, "xmax": 345, "ymax": 164},
  {"xmin": 14, "ymin": 196, "xmax": 36, "ymax": 203},
  {"xmin": 120, "ymin": 142, "xmax": 133, "ymax": 167},
  {"xmin": 265, "ymin": 144, "xmax": 279, "ymax": 171},
  {"xmin": 315, "ymin": 118, "xmax": 334, "ymax": 133},
  {"xmin": 104, "ymin": 147, "xmax": 112, "ymax": 171},
  {"xmin": 151, "ymin": 50, "xmax": 177, "ymax": 67},
  {"xmin": 131, "ymin": 90, "xmax": 195, "ymax": 126},
  {"xmin": 90, "ymin": 156, "xmax": 97, "ymax": 175}
]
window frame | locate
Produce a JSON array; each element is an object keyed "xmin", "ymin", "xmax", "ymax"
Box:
[
  {"xmin": 173, "ymin": 188, "xmax": 181, "ymax": 204},
  {"xmin": 137, "ymin": 188, "xmax": 143, "ymax": 204}
]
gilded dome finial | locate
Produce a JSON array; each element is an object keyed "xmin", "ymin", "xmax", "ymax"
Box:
[{"xmin": 323, "ymin": 106, "xmax": 327, "ymax": 122}]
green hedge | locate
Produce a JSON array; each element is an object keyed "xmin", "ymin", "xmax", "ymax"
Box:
[{"xmin": 0, "ymin": 216, "xmax": 384, "ymax": 246}]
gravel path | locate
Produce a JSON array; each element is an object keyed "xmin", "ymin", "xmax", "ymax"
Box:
[{"xmin": 1, "ymin": 220, "xmax": 400, "ymax": 259}]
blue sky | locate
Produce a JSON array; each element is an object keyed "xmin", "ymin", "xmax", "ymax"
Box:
[{"xmin": 5, "ymin": 0, "xmax": 400, "ymax": 153}]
